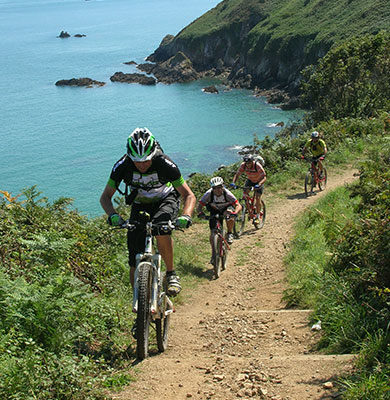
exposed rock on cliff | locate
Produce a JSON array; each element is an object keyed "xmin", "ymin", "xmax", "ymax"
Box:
[
  {"xmin": 138, "ymin": 52, "xmax": 199, "ymax": 83},
  {"xmin": 55, "ymin": 78, "xmax": 105, "ymax": 87},
  {"xmin": 110, "ymin": 72, "xmax": 156, "ymax": 85}
]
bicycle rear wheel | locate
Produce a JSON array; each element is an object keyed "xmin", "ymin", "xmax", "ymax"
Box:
[
  {"xmin": 304, "ymin": 171, "xmax": 314, "ymax": 197},
  {"xmin": 233, "ymin": 201, "xmax": 246, "ymax": 237},
  {"xmin": 212, "ymin": 232, "xmax": 221, "ymax": 279},
  {"xmin": 155, "ymin": 277, "xmax": 171, "ymax": 352},
  {"xmin": 136, "ymin": 262, "xmax": 153, "ymax": 360},
  {"xmin": 318, "ymin": 168, "xmax": 327, "ymax": 191}
]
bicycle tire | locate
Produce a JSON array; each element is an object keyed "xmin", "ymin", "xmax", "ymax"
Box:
[
  {"xmin": 155, "ymin": 277, "xmax": 171, "ymax": 352},
  {"xmin": 256, "ymin": 200, "xmax": 266, "ymax": 229},
  {"xmin": 212, "ymin": 232, "xmax": 221, "ymax": 279},
  {"xmin": 221, "ymin": 240, "xmax": 228, "ymax": 271},
  {"xmin": 136, "ymin": 262, "xmax": 153, "ymax": 360},
  {"xmin": 318, "ymin": 168, "xmax": 327, "ymax": 191},
  {"xmin": 304, "ymin": 171, "xmax": 314, "ymax": 197},
  {"xmin": 233, "ymin": 201, "xmax": 246, "ymax": 237}
]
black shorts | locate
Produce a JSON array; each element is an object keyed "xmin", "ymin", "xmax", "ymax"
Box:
[
  {"xmin": 206, "ymin": 205, "xmax": 234, "ymax": 230},
  {"xmin": 127, "ymin": 193, "xmax": 180, "ymax": 267},
  {"xmin": 245, "ymin": 179, "xmax": 264, "ymax": 195}
]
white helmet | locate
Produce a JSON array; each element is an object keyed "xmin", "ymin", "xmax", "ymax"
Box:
[
  {"xmin": 311, "ymin": 131, "xmax": 320, "ymax": 138},
  {"xmin": 210, "ymin": 176, "xmax": 224, "ymax": 188}
]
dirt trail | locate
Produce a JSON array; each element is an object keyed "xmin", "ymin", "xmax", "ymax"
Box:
[{"xmin": 113, "ymin": 169, "xmax": 358, "ymax": 400}]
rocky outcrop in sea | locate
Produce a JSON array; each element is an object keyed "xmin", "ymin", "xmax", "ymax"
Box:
[
  {"xmin": 55, "ymin": 78, "xmax": 105, "ymax": 87},
  {"xmin": 110, "ymin": 72, "xmax": 156, "ymax": 85}
]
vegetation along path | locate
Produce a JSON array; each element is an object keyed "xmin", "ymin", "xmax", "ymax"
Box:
[{"xmin": 113, "ymin": 168, "xmax": 358, "ymax": 400}]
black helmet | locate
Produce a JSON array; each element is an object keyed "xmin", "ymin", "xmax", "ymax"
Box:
[{"xmin": 126, "ymin": 128, "xmax": 157, "ymax": 161}]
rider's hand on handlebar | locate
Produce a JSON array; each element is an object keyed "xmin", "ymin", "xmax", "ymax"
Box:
[
  {"xmin": 107, "ymin": 213, "xmax": 125, "ymax": 226},
  {"xmin": 227, "ymin": 212, "xmax": 237, "ymax": 220},
  {"xmin": 176, "ymin": 215, "xmax": 192, "ymax": 229},
  {"xmin": 230, "ymin": 182, "xmax": 237, "ymax": 189}
]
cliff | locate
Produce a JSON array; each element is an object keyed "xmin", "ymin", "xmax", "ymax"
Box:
[{"xmin": 146, "ymin": 0, "xmax": 390, "ymax": 95}]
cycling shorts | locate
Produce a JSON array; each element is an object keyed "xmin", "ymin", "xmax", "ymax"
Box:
[
  {"xmin": 206, "ymin": 205, "xmax": 235, "ymax": 230},
  {"xmin": 245, "ymin": 179, "xmax": 264, "ymax": 195},
  {"xmin": 127, "ymin": 193, "xmax": 180, "ymax": 268}
]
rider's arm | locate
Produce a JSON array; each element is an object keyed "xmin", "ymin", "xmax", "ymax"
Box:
[
  {"xmin": 100, "ymin": 184, "xmax": 117, "ymax": 216},
  {"xmin": 233, "ymin": 200, "xmax": 242, "ymax": 214},
  {"xmin": 232, "ymin": 164, "xmax": 244, "ymax": 183},
  {"xmin": 175, "ymin": 182, "xmax": 196, "ymax": 217},
  {"xmin": 322, "ymin": 140, "xmax": 328, "ymax": 156}
]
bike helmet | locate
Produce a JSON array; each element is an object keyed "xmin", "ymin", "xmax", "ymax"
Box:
[
  {"xmin": 311, "ymin": 131, "xmax": 320, "ymax": 139},
  {"xmin": 210, "ymin": 176, "xmax": 224, "ymax": 188},
  {"xmin": 126, "ymin": 127, "xmax": 157, "ymax": 161},
  {"xmin": 243, "ymin": 154, "xmax": 254, "ymax": 162}
]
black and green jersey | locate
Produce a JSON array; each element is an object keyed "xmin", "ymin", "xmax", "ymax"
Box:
[{"xmin": 107, "ymin": 154, "xmax": 185, "ymax": 204}]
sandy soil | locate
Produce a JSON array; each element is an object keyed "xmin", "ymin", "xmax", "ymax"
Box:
[{"xmin": 112, "ymin": 168, "xmax": 358, "ymax": 400}]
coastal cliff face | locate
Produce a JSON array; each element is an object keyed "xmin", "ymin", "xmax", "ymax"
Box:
[{"xmin": 147, "ymin": 0, "xmax": 390, "ymax": 94}]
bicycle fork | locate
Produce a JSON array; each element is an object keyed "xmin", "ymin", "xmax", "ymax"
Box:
[{"xmin": 132, "ymin": 254, "xmax": 173, "ymax": 318}]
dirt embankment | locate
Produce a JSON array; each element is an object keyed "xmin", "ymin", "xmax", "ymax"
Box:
[{"xmin": 113, "ymin": 169, "xmax": 358, "ymax": 400}]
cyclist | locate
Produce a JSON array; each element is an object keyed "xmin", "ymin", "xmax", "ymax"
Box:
[
  {"xmin": 197, "ymin": 177, "xmax": 242, "ymax": 262},
  {"xmin": 301, "ymin": 131, "xmax": 328, "ymax": 177},
  {"xmin": 100, "ymin": 127, "xmax": 196, "ymax": 297},
  {"xmin": 231, "ymin": 154, "xmax": 266, "ymax": 222}
]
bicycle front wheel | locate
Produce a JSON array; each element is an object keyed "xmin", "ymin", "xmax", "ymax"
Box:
[
  {"xmin": 234, "ymin": 201, "xmax": 246, "ymax": 237},
  {"xmin": 155, "ymin": 278, "xmax": 171, "ymax": 353},
  {"xmin": 256, "ymin": 200, "xmax": 266, "ymax": 229},
  {"xmin": 221, "ymin": 240, "xmax": 228, "ymax": 271},
  {"xmin": 318, "ymin": 168, "xmax": 327, "ymax": 191},
  {"xmin": 136, "ymin": 262, "xmax": 153, "ymax": 360},
  {"xmin": 212, "ymin": 232, "xmax": 222, "ymax": 279}
]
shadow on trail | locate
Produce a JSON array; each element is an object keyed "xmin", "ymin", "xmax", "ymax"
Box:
[
  {"xmin": 299, "ymin": 372, "xmax": 345, "ymax": 399},
  {"xmin": 286, "ymin": 192, "xmax": 309, "ymax": 200},
  {"xmin": 177, "ymin": 259, "xmax": 215, "ymax": 281}
]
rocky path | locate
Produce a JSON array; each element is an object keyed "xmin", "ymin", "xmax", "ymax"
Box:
[{"xmin": 113, "ymin": 169, "xmax": 358, "ymax": 400}]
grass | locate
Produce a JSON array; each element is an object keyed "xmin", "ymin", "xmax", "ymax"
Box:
[{"xmin": 282, "ymin": 186, "xmax": 359, "ymax": 308}]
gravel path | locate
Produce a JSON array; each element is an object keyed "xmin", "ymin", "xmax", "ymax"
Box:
[{"xmin": 113, "ymin": 168, "xmax": 358, "ymax": 400}]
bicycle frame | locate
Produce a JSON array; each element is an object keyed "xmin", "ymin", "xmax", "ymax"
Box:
[
  {"xmin": 242, "ymin": 189, "xmax": 257, "ymax": 219},
  {"xmin": 211, "ymin": 216, "xmax": 231, "ymax": 252},
  {"xmin": 304, "ymin": 156, "xmax": 327, "ymax": 196}
]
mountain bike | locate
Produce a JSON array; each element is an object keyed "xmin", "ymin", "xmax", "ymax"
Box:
[
  {"xmin": 233, "ymin": 186, "xmax": 266, "ymax": 237},
  {"xmin": 118, "ymin": 213, "xmax": 178, "ymax": 360},
  {"xmin": 200, "ymin": 213, "xmax": 231, "ymax": 279},
  {"xmin": 303, "ymin": 156, "xmax": 327, "ymax": 197}
]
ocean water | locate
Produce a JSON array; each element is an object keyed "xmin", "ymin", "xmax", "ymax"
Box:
[{"xmin": 0, "ymin": 0, "xmax": 301, "ymax": 216}]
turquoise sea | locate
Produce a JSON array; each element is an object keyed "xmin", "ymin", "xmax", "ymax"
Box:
[{"xmin": 0, "ymin": 0, "xmax": 301, "ymax": 216}]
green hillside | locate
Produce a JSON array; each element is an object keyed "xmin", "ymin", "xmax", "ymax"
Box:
[{"xmin": 150, "ymin": 0, "xmax": 390, "ymax": 92}]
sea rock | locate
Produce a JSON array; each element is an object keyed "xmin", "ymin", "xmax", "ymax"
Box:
[
  {"xmin": 55, "ymin": 77, "xmax": 105, "ymax": 87},
  {"xmin": 110, "ymin": 72, "xmax": 156, "ymax": 85},
  {"xmin": 74, "ymin": 34, "xmax": 86, "ymax": 38},
  {"xmin": 124, "ymin": 60, "xmax": 137, "ymax": 65},
  {"xmin": 202, "ymin": 85, "xmax": 219, "ymax": 94},
  {"xmin": 57, "ymin": 30, "xmax": 70, "ymax": 38},
  {"xmin": 138, "ymin": 51, "xmax": 199, "ymax": 84}
]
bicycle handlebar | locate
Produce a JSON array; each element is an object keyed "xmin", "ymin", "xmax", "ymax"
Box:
[
  {"xmin": 116, "ymin": 219, "xmax": 178, "ymax": 232},
  {"xmin": 234, "ymin": 185, "xmax": 260, "ymax": 190}
]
